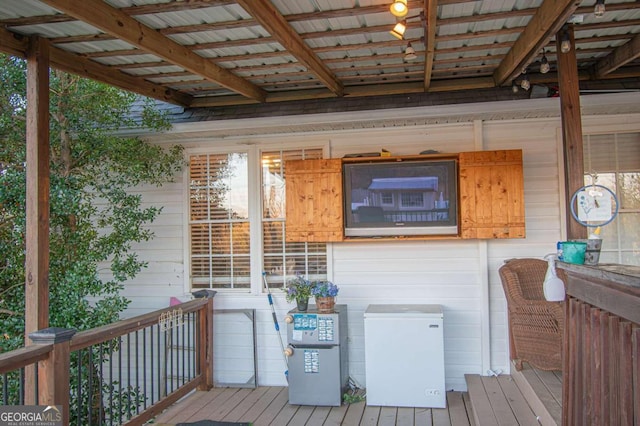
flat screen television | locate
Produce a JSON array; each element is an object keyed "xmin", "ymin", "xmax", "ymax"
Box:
[{"xmin": 343, "ymin": 159, "xmax": 458, "ymax": 237}]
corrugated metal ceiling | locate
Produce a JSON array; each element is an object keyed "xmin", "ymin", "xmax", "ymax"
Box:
[{"xmin": 1, "ymin": 0, "xmax": 639, "ymax": 108}]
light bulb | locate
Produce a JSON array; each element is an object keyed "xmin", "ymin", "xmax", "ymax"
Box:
[
  {"xmin": 390, "ymin": 0, "xmax": 408, "ymax": 17},
  {"xmin": 390, "ymin": 21, "xmax": 407, "ymax": 40},
  {"xmin": 404, "ymin": 42, "xmax": 417, "ymax": 61},
  {"xmin": 560, "ymin": 32, "xmax": 571, "ymax": 53},
  {"xmin": 594, "ymin": 0, "xmax": 605, "ymax": 18},
  {"xmin": 520, "ymin": 75, "xmax": 530, "ymax": 91},
  {"xmin": 540, "ymin": 53, "xmax": 550, "ymax": 74},
  {"xmin": 512, "ymin": 81, "xmax": 519, "ymax": 93}
]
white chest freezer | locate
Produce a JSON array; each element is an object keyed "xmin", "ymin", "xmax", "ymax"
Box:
[{"xmin": 364, "ymin": 304, "xmax": 446, "ymax": 408}]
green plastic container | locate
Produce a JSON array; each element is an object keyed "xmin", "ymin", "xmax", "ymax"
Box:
[{"xmin": 562, "ymin": 241, "xmax": 587, "ymax": 264}]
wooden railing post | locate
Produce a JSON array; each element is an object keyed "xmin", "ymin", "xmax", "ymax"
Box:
[
  {"xmin": 29, "ymin": 327, "xmax": 76, "ymax": 426},
  {"xmin": 192, "ymin": 290, "xmax": 216, "ymax": 391}
]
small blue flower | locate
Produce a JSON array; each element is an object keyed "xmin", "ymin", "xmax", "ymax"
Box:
[
  {"xmin": 283, "ymin": 275, "xmax": 314, "ymax": 302},
  {"xmin": 311, "ymin": 280, "xmax": 339, "ymax": 297}
]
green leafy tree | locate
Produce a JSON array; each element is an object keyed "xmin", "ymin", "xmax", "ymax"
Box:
[{"xmin": 0, "ymin": 54, "xmax": 184, "ymax": 418}]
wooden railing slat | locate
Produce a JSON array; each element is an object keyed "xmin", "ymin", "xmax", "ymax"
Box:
[
  {"xmin": 559, "ymin": 263, "xmax": 640, "ymax": 426},
  {"xmin": 1, "ymin": 295, "xmax": 214, "ymax": 424},
  {"xmin": 122, "ymin": 377, "xmax": 202, "ymax": 426},
  {"xmin": 0, "ymin": 344, "xmax": 52, "ymax": 374},
  {"xmin": 70, "ymin": 298, "xmax": 208, "ymax": 351}
]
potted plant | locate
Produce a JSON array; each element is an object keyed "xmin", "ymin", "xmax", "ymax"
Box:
[
  {"xmin": 284, "ymin": 276, "xmax": 314, "ymax": 312},
  {"xmin": 311, "ymin": 280, "xmax": 339, "ymax": 313}
]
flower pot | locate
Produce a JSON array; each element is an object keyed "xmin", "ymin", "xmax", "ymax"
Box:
[
  {"xmin": 315, "ymin": 296, "xmax": 335, "ymax": 313},
  {"xmin": 296, "ymin": 298, "xmax": 309, "ymax": 312}
]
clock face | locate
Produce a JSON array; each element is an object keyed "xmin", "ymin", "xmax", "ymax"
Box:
[{"xmin": 571, "ymin": 184, "xmax": 619, "ymax": 228}]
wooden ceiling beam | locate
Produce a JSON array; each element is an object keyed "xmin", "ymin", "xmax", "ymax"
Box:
[
  {"xmin": 0, "ymin": 0, "xmax": 232, "ymax": 27},
  {"xmin": 575, "ymin": 1, "xmax": 640, "ymax": 15},
  {"xmin": 442, "ymin": 7, "xmax": 536, "ymax": 26},
  {"xmin": 0, "ymin": 27, "xmax": 192, "ymax": 106},
  {"xmin": 47, "ymin": 15, "xmax": 640, "ymax": 51},
  {"xmin": 189, "ymin": 76, "xmax": 497, "ymax": 108},
  {"xmin": 595, "ymin": 33, "xmax": 640, "ymax": 77},
  {"xmin": 122, "ymin": 0, "xmax": 233, "ymax": 15},
  {"xmin": 572, "ymin": 18, "xmax": 640, "ymax": 33},
  {"xmin": 424, "ymin": 0, "xmax": 438, "ymax": 90},
  {"xmin": 601, "ymin": 65, "xmax": 640, "ymax": 79},
  {"xmin": 438, "ymin": 27, "xmax": 521, "ymax": 43},
  {"xmin": 73, "ymin": 25, "xmax": 636, "ymax": 73},
  {"xmin": 235, "ymin": 0, "xmax": 343, "ymax": 97},
  {"xmin": 190, "ymin": 66, "xmax": 640, "ymax": 107},
  {"xmin": 493, "ymin": 0, "xmax": 582, "ymax": 86},
  {"xmin": 108, "ymin": 41, "xmax": 616, "ymax": 90},
  {"xmin": 40, "ymin": 0, "xmax": 266, "ymax": 102},
  {"xmin": 159, "ymin": 19, "xmax": 258, "ymax": 35}
]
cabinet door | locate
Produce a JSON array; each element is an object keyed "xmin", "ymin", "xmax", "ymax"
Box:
[
  {"xmin": 285, "ymin": 158, "xmax": 344, "ymax": 242},
  {"xmin": 459, "ymin": 150, "xmax": 525, "ymax": 239}
]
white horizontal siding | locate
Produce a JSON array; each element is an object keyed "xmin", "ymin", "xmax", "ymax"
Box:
[{"xmin": 115, "ymin": 104, "xmax": 640, "ymax": 392}]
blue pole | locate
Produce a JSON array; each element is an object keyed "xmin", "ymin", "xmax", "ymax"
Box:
[{"xmin": 262, "ymin": 272, "xmax": 289, "ymax": 381}]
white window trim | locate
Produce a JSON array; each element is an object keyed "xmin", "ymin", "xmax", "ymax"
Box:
[{"xmin": 182, "ymin": 141, "xmax": 333, "ymax": 296}]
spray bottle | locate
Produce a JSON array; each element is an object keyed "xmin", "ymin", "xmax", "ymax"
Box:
[
  {"xmin": 543, "ymin": 254, "xmax": 565, "ymax": 302},
  {"xmin": 589, "ymin": 226, "xmax": 601, "ymax": 240}
]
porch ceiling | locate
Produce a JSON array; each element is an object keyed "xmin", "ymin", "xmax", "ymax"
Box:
[{"xmin": 1, "ymin": 0, "xmax": 639, "ymax": 108}]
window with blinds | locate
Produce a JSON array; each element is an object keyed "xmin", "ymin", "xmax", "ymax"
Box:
[
  {"xmin": 189, "ymin": 153, "xmax": 250, "ymax": 289},
  {"xmin": 584, "ymin": 132, "xmax": 640, "ymax": 266},
  {"xmin": 262, "ymin": 149, "xmax": 327, "ymax": 288},
  {"xmin": 188, "ymin": 148, "xmax": 328, "ymax": 291}
]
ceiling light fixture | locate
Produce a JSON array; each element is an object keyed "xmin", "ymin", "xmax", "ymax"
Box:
[
  {"xmin": 404, "ymin": 42, "xmax": 417, "ymax": 61},
  {"xmin": 390, "ymin": 0, "xmax": 409, "ymax": 17},
  {"xmin": 560, "ymin": 31, "xmax": 572, "ymax": 54},
  {"xmin": 520, "ymin": 70, "xmax": 531, "ymax": 91},
  {"xmin": 390, "ymin": 20, "xmax": 407, "ymax": 40},
  {"xmin": 594, "ymin": 0, "xmax": 605, "ymax": 18},
  {"xmin": 540, "ymin": 50, "xmax": 550, "ymax": 74}
]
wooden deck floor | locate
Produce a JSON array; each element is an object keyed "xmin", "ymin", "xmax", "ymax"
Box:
[
  {"xmin": 466, "ymin": 363, "xmax": 562, "ymax": 426},
  {"xmin": 510, "ymin": 363, "xmax": 562, "ymax": 426},
  {"xmin": 152, "ymin": 387, "xmax": 476, "ymax": 426},
  {"xmin": 152, "ymin": 363, "xmax": 561, "ymax": 426}
]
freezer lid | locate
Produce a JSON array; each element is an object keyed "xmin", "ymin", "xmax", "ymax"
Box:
[{"xmin": 364, "ymin": 304, "xmax": 443, "ymax": 318}]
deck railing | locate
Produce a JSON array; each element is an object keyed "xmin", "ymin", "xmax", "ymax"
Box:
[
  {"xmin": 558, "ymin": 263, "xmax": 639, "ymax": 426},
  {"xmin": 0, "ymin": 290, "xmax": 215, "ymax": 425}
]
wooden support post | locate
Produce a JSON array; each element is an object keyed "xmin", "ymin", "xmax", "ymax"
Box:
[
  {"xmin": 193, "ymin": 290, "xmax": 216, "ymax": 390},
  {"xmin": 29, "ymin": 328, "xmax": 76, "ymax": 426},
  {"xmin": 556, "ymin": 25, "xmax": 587, "ymax": 240},
  {"xmin": 25, "ymin": 35, "xmax": 51, "ymax": 405}
]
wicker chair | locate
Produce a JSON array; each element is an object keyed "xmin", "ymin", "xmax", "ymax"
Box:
[{"xmin": 499, "ymin": 258, "xmax": 565, "ymax": 371}]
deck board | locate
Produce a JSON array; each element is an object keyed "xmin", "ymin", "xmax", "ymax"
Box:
[
  {"xmin": 153, "ymin": 382, "xmax": 544, "ymax": 426},
  {"xmin": 415, "ymin": 408, "xmax": 434, "ymax": 426},
  {"xmin": 467, "ymin": 362, "xmax": 563, "ymax": 426},
  {"xmin": 396, "ymin": 407, "xmax": 415, "ymax": 425},
  {"xmin": 533, "ymin": 368, "xmax": 563, "ymax": 406},
  {"xmin": 481, "ymin": 376, "xmax": 519, "ymax": 425},
  {"xmin": 495, "ymin": 376, "xmax": 537, "ymax": 426},
  {"xmin": 288, "ymin": 405, "xmax": 315, "ymax": 426},
  {"xmin": 323, "ymin": 404, "xmax": 349, "ymax": 426},
  {"xmin": 378, "ymin": 406, "xmax": 397, "ymax": 426},
  {"xmin": 510, "ymin": 362, "xmax": 562, "ymax": 426},
  {"xmin": 251, "ymin": 387, "xmax": 289, "ymax": 426},
  {"xmin": 306, "ymin": 406, "xmax": 331, "ymax": 426},
  {"xmin": 234, "ymin": 386, "xmax": 280, "ymax": 423},
  {"xmin": 462, "ymin": 393, "xmax": 476, "ymax": 426},
  {"xmin": 432, "ymin": 406, "xmax": 452, "ymax": 426},
  {"xmin": 448, "ymin": 391, "xmax": 471, "ymax": 426},
  {"xmin": 465, "ymin": 374, "xmax": 498, "ymax": 426},
  {"xmin": 341, "ymin": 400, "xmax": 366, "ymax": 425},
  {"xmin": 360, "ymin": 405, "xmax": 381, "ymax": 426}
]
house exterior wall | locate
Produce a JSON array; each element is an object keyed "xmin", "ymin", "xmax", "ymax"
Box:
[{"xmin": 117, "ymin": 98, "xmax": 640, "ymax": 391}]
